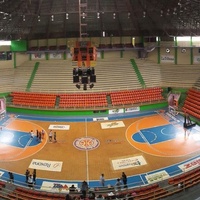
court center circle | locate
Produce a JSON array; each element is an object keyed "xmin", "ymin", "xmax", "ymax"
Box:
[{"xmin": 73, "ymin": 137, "xmax": 100, "ymax": 151}]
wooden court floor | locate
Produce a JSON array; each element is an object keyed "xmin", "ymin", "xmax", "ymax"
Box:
[{"xmin": 0, "ymin": 111, "xmax": 200, "ymax": 183}]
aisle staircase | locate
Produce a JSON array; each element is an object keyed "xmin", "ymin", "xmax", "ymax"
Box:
[{"xmin": 130, "ymin": 59, "xmax": 145, "ymax": 88}]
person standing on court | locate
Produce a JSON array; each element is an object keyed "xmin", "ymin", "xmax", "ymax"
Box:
[
  {"xmin": 33, "ymin": 169, "xmax": 36, "ymax": 184},
  {"xmin": 49, "ymin": 130, "xmax": 53, "ymax": 142},
  {"xmin": 25, "ymin": 169, "xmax": 30, "ymax": 183},
  {"xmin": 27, "ymin": 174, "xmax": 34, "ymax": 188},
  {"xmin": 121, "ymin": 172, "xmax": 127, "ymax": 188},
  {"xmin": 8, "ymin": 172, "xmax": 14, "ymax": 183},
  {"xmin": 81, "ymin": 180, "xmax": 88, "ymax": 198},
  {"xmin": 99, "ymin": 173, "xmax": 105, "ymax": 187},
  {"xmin": 54, "ymin": 131, "xmax": 57, "ymax": 143}
]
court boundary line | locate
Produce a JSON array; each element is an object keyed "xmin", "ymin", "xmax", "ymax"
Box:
[{"xmin": 0, "ymin": 110, "xmax": 200, "ymax": 188}]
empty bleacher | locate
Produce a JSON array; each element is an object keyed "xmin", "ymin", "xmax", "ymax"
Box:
[
  {"xmin": 7, "ymin": 186, "xmax": 66, "ymax": 200},
  {"xmin": 134, "ymin": 59, "xmax": 162, "ymax": 88},
  {"xmin": 12, "ymin": 61, "xmax": 36, "ymax": 91},
  {"xmin": 182, "ymin": 88, "xmax": 200, "ymax": 119},
  {"xmin": 28, "ymin": 57, "xmax": 142, "ymax": 93},
  {"xmin": 30, "ymin": 60, "xmax": 72, "ymax": 93},
  {"xmin": 0, "ymin": 66, "xmax": 14, "ymax": 93},
  {"xmin": 94, "ymin": 57, "xmax": 141, "ymax": 92},
  {"xmin": 11, "ymin": 92, "xmax": 57, "ymax": 108},
  {"xmin": 194, "ymin": 77, "xmax": 200, "ymax": 90},
  {"xmin": 160, "ymin": 64, "xmax": 200, "ymax": 88},
  {"xmin": 134, "ymin": 59, "xmax": 200, "ymax": 89},
  {"xmin": 110, "ymin": 87, "xmax": 164, "ymax": 106},
  {"xmin": 59, "ymin": 92, "xmax": 108, "ymax": 108}
]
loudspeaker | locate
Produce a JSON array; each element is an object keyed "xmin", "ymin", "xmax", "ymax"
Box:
[
  {"xmin": 78, "ymin": 68, "xmax": 82, "ymax": 76},
  {"xmin": 73, "ymin": 75, "xmax": 79, "ymax": 83},
  {"xmin": 82, "ymin": 55, "xmax": 87, "ymax": 60},
  {"xmin": 90, "ymin": 83, "xmax": 94, "ymax": 89},
  {"xmin": 181, "ymin": 48, "xmax": 186, "ymax": 53},
  {"xmin": 87, "ymin": 68, "xmax": 91, "ymax": 76},
  {"xmin": 74, "ymin": 48, "xmax": 79, "ymax": 54},
  {"xmin": 76, "ymin": 84, "xmax": 80, "ymax": 89},
  {"xmin": 91, "ymin": 67, "xmax": 95, "ymax": 75},
  {"xmin": 83, "ymin": 83, "xmax": 87, "ymax": 90},
  {"xmin": 82, "ymin": 76, "xmax": 88, "ymax": 84},
  {"xmin": 90, "ymin": 75, "xmax": 96, "ymax": 83},
  {"xmin": 89, "ymin": 47, "xmax": 93, "ymax": 54},
  {"xmin": 73, "ymin": 68, "xmax": 78, "ymax": 76}
]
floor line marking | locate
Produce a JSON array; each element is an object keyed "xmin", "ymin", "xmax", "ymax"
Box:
[{"xmin": 85, "ymin": 118, "xmax": 89, "ymax": 184}]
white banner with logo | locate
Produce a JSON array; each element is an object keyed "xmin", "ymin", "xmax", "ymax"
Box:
[
  {"xmin": 145, "ymin": 170, "xmax": 170, "ymax": 184},
  {"xmin": 124, "ymin": 107, "xmax": 140, "ymax": 113},
  {"xmin": 29, "ymin": 159, "xmax": 63, "ymax": 172},
  {"xmin": 41, "ymin": 181, "xmax": 78, "ymax": 193},
  {"xmin": 160, "ymin": 55, "xmax": 175, "ymax": 63},
  {"xmin": 31, "ymin": 53, "xmax": 45, "ymax": 60},
  {"xmin": 101, "ymin": 121, "xmax": 125, "ymax": 129},
  {"xmin": 48, "ymin": 125, "xmax": 70, "ymax": 130},
  {"xmin": 193, "ymin": 56, "xmax": 200, "ymax": 63},
  {"xmin": 178, "ymin": 157, "xmax": 200, "ymax": 172},
  {"xmin": 112, "ymin": 155, "xmax": 147, "ymax": 170},
  {"xmin": 93, "ymin": 117, "xmax": 108, "ymax": 121},
  {"xmin": 49, "ymin": 53, "xmax": 62, "ymax": 59},
  {"xmin": 109, "ymin": 108, "xmax": 124, "ymax": 115}
]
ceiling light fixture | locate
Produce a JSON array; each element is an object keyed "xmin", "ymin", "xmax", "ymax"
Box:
[
  {"xmin": 51, "ymin": 15, "xmax": 54, "ymax": 21},
  {"xmin": 38, "ymin": 15, "xmax": 40, "ymax": 22},
  {"xmin": 97, "ymin": 12, "xmax": 100, "ymax": 19},
  {"xmin": 113, "ymin": 13, "xmax": 116, "ymax": 19},
  {"xmin": 66, "ymin": 13, "xmax": 69, "ymax": 19},
  {"xmin": 167, "ymin": 9, "xmax": 170, "ymax": 15},
  {"xmin": 173, "ymin": 8, "xmax": 177, "ymax": 15}
]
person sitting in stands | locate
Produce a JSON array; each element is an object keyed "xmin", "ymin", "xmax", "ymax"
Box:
[{"xmin": 69, "ymin": 184, "xmax": 76, "ymax": 192}]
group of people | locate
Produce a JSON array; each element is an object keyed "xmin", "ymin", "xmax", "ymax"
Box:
[
  {"xmin": 100, "ymin": 172, "xmax": 127, "ymax": 190},
  {"xmin": 30, "ymin": 129, "xmax": 45, "ymax": 142},
  {"xmin": 78, "ymin": 173, "xmax": 128, "ymax": 200},
  {"xmin": 25, "ymin": 169, "xmax": 36, "ymax": 188}
]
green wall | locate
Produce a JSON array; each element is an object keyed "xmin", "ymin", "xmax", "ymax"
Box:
[
  {"xmin": 140, "ymin": 102, "xmax": 168, "ymax": 111},
  {"xmin": 6, "ymin": 107, "xmax": 108, "ymax": 116},
  {"xmin": 6, "ymin": 102, "xmax": 167, "ymax": 117}
]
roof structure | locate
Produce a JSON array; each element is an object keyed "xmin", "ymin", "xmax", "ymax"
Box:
[{"xmin": 0, "ymin": 0, "xmax": 199, "ymax": 40}]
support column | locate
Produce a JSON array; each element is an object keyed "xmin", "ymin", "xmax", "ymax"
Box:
[
  {"xmin": 190, "ymin": 36, "xmax": 193, "ymax": 65},
  {"xmin": 174, "ymin": 37, "xmax": 177, "ymax": 65}
]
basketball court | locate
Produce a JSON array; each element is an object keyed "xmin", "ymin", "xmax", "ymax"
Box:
[{"xmin": 0, "ymin": 108, "xmax": 200, "ymax": 193}]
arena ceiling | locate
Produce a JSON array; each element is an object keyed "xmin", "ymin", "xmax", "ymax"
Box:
[{"xmin": 0, "ymin": 0, "xmax": 199, "ymax": 40}]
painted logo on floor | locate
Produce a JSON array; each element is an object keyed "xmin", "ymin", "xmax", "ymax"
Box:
[{"xmin": 73, "ymin": 137, "xmax": 100, "ymax": 151}]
